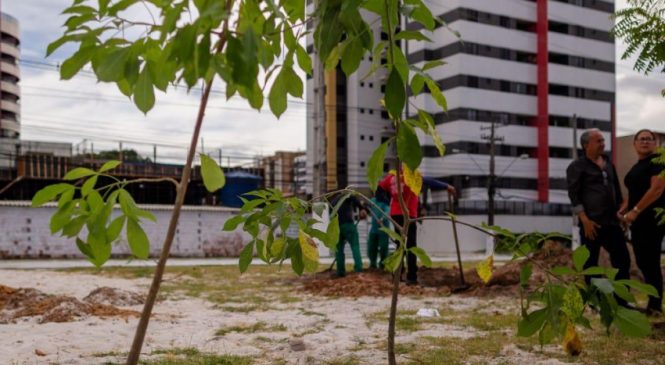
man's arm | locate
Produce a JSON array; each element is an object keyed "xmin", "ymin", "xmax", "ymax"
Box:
[{"xmin": 566, "ymin": 161, "xmax": 585, "ymax": 216}]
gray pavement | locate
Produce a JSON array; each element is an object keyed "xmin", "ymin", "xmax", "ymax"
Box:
[{"xmin": 0, "ymin": 254, "xmax": 510, "ymax": 270}]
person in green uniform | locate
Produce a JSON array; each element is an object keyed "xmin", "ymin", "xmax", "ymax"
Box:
[
  {"xmin": 331, "ymin": 193, "xmax": 366, "ymax": 277},
  {"xmin": 367, "ymin": 187, "xmax": 391, "ymax": 269}
]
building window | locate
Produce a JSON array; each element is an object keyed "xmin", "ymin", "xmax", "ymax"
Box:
[
  {"xmin": 360, "ymin": 161, "xmax": 365, "ymax": 167},
  {"xmin": 360, "ymin": 82, "xmax": 365, "ymax": 87},
  {"xmin": 360, "ymin": 108, "xmax": 365, "ymax": 113},
  {"xmin": 360, "ymin": 135, "xmax": 365, "ymax": 140},
  {"xmin": 369, "ymin": 82, "xmax": 374, "ymax": 88},
  {"xmin": 368, "ymin": 109, "xmax": 374, "ymax": 115},
  {"xmin": 369, "ymin": 135, "xmax": 374, "ymax": 141}
]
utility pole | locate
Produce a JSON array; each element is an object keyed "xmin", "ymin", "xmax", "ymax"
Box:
[
  {"xmin": 153, "ymin": 145, "xmax": 157, "ymax": 164},
  {"xmin": 119, "ymin": 142, "xmax": 123, "ymax": 162},
  {"xmin": 311, "ymin": 0, "xmax": 326, "ymax": 197},
  {"xmin": 481, "ymin": 118, "xmax": 504, "ymax": 226},
  {"xmin": 218, "ymin": 148, "xmax": 222, "ymax": 166}
]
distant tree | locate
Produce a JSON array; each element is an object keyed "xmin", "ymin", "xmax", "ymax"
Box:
[
  {"xmin": 85, "ymin": 149, "xmax": 151, "ymax": 163},
  {"xmin": 614, "ymin": 0, "xmax": 665, "ymax": 94}
]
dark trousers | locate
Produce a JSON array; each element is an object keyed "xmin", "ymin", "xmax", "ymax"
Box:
[
  {"xmin": 631, "ymin": 219, "xmax": 665, "ymax": 311},
  {"xmin": 392, "ymin": 215, "xmax": 418, "ymax": 282},
  {"xmin": 579, "ymin": 223, "xmax": 631, "ymax": 289}
]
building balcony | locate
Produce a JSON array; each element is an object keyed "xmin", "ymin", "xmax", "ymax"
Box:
[
  {"xmin": 0, "ymin": 118, "xmax": 19, "ymax": 133},
  {"xmin": 1, "ymin": 99, "xmax": 19, "ymax": 114},
  {"xmin": 1, "ymin": 80, "xmax": 20, "ymax": 97},
  {"xmin": 0, "ymin": 62, "xmax": 20, "ymax": 79},
  {"xmin": 1, "ymin": 44, "xmax": 20, "ymax": 60}
]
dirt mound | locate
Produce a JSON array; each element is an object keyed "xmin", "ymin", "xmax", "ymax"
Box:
[
  {"xmin": 83, "ymin": 287, "xmax": 145, "ymax": 306},
  {"xmin": 300, "ymin": 241, "xmax": 575, "ymax": 298},
  {"xmin": 0, "ymin": 285, "xmax": 140, "ymax": 324}
]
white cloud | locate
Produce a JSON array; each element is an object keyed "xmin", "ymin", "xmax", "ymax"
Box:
[{"xmin": 3, "ymin": 0, "xmax": 307, "ymax": 164}]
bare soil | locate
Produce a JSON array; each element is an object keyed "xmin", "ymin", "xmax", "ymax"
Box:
[{"xmin": 0, "ymin": 284, "xmax": 140, "ymax": 324}]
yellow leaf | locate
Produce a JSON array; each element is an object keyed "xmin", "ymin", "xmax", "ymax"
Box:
[
  {"xmin": 270, "ymin": 237, "xmax": 285, "ymax": 258},
  {"xmin": 476, "ymin": 255, "xmax": 494, "ymax": 284},
  {"xmin": 562, "ymin": 322, "xmax": 583, "ymax": 356},
  {"xmin": 402, "ymin": 163, "xmax": 423, "ymax": 196},
  {"xmin": 299, "ymin": 230, "xmax": 319, "ymax": 272}
]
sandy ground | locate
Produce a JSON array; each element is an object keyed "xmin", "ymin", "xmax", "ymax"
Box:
[{"xmin": 0, "ymin": 269, "xmax": 575, "ymax": 365}]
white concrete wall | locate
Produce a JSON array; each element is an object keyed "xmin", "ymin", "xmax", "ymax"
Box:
[
  {"xmin": 0, "ymin": 203, "xmax": 252, "ymax": 259},
  {"xmin": 0, "ymin": 202, "xmax": 573, "ymax": 258}
]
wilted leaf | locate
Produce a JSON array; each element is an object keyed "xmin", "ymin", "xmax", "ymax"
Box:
[
  {"xmin": 562, "ymin": 322, "xmax": 582, "ymax": 356},
  {"xmin": 562, "ymin": 286, "xmax": 584, "ymax": 321},
  {"xmin": 476, "ymin": 255, "xmax": 494, "ymax": 284},
  {"xmin": 299, "ymin": 230, "xmax": 319, "ymax": 272}
]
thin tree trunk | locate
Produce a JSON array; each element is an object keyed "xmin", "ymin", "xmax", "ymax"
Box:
[
  {"xmin": 387, "ymin": 259, "xmax": 404, "ymax": 365},
  {"xmin": 125, "ymin": 78, "xmax": 215, "ymax": 365}
]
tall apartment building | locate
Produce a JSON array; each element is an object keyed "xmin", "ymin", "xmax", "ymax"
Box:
[
  {"xmin": 307, "ymin": 0, "xmax": 615, "ymax": 219},
  {"xmin": 0, "ymin": 12, "xmax": 20, "ymax": 140},
  {"xmin": 261, "ymin": 151, "xmax": 306, "ymax": 196}
]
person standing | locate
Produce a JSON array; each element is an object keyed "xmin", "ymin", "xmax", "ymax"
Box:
[
  {"xmin": 619, "ymin": 129, "xmax": 665, "ymax": 315},
  {"xmin": 566, "ymin": 129, "xmax": 631, "ymax": 287},
  {"xmin": 379, "ymin": 167, "xmax": 455, "ymax": 285},
  {"xmin": 367, "ymin": 187, "xmax": 391, "ymax": 269},
  {"xmin": 330, "ymin": 193, "xmax": 366, "ymax": 277}
]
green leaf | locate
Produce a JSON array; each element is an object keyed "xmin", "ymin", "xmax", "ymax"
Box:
[
  {"xmin": 47, "ymin": 34, "xmax": 82, "ymax": 57},
  {"xmin": 60, "ymin": 46, "xmax": 94, "ymax": 80},
  {"xmin": 126, "ymin": 218, "xmax": 149, "ymax": 259},
  {"xmin": 409, "ymin": 247, "xmax": 432, "ymax": 267},
  {"xmin": 239, "ymin": 241, "xmax": 255, "ymax": 273},
  {"xmin": 517, "ymin": 308, "xmax": 548, "ymax": 337},
  {"xmin": 422, "ymin": 60, "xmax": 446, "ymax": 71},
  {"xmin": 81, "ymin": 175, "xmax": 98, "ymax": 197},
  {"xmin": 520, "ymin": 263, "xmax": 533, "ymax": 287},
  {"xmin": 397, "ymin": 123, "xmax": 422, "ymax": 170},
  {"xmin": 270, "ymin": 237, "xmax": 286, "ymax": 258},
  {"xmin": 385, "ymin": 68, "xmax": 405, "ymax": 118},
  {"xmin": 63, "ymin": 216, "xmax": 88, "ymax": 238},
  {"xmin": 50, "ymin": 201, "xmax": 75, "ymax": 234},
  {"xmin": 134, "ymin": 64, "xmax": 155, "ymax": 114},
  {"xmin": 394, "ymin": 30, "xmax": 431, "ymax": 41},
  {"xmin": 289, "ymin": 241, "xmax": 304, "ymax": 275},
  {"xmin": 614, "ymin": 307, "xmax": 652, "ymax": 337},
  {"xmin": 580, "ymin": 266, "xmax": 610, "ymax": 276},
  {"xmin": 200, "ymin": 154, "xmax": 226, "ymax": 192},
  {"xmin": 32, "ymin": 183, "xmax": 74, "ymax": 207},
  {"xmin": 383, "ymin": 248, "xmax": 404, "ymax": 273},
  {"xmin": 283, "ymin": 67, "xmax": 303, "ymax": 98},
  {"xmin": 572, "ymin": 245, "xmax": 590, "ymax": 272},
  {"xmin": 616, "ymin": 279, "xmax": 659, "ymax": 298},
  {"xmin": 87, "ymin": 230, "xmax": 111, "ymax": 267},
  {"xmin": 411, "ymin": 74, "xmax": 424, "ymax": 95},
  {"xmin": 341, "ymin": 38, "xmax": 364, "ymax": 75},
  {"xmin": 106, "ymin": 215, "xmax": 126, "ymax": 243},
  {"xmin": 613, "ymin": 282, "xmax": 636, "ymax": 303},
  {"xmin": 99, "ymin": 160, "xmax": 121, "ymax": 173},
  {"xmin": 63, "ymin": 167, "xmax": 96, "ymax": 181},
  {"xmin": 591, "ymin": 278, "xmax": 615, "ymax": 294},
  {"xmin": 76, "ymin": 237, "xmax": 94, "ymax": 260},
  {"xmin": 325, "ymin": 215, "xmax": 340, "ymax": 249},
  {"xmin": 295, "ymin": 45, "xmax": 312, "ymax": 74},
  {"xmin": 367, "ymin": 138, "xmax": 391, "ymax": 192},
  {"xmin": 95, "ymin": 47, "xmax": 131, "ymax": 82},
  {"xmin": 268, "ymin": 71, "xmax": 287, "ymax": 118},
  {"xmin": 136, "ymin": 208, "xmax": 157, "ymax": 223},
  {"xmin": 380, "ymin": 226, "xmax": 403, "ymax": 245},
  {"xmin": 425, "ymin": 79, "xmax": 447, "ymax": 112},
  {"xmin": 223, "ymin": 214, "xmax": 245, "ymax": 231},
  {"xmin": 118, "ymin": 189, "xmax": 138, "ymax": 220}
]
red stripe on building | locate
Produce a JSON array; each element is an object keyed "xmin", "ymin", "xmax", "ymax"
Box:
[{"xmin": 537, "ymin": 0, "xmax": 549, "ymax": 203}]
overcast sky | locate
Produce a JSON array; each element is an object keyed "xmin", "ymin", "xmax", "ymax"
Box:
[{"xmin": 3, "ymin": 1, "xmax": 664, "ymax": 164}]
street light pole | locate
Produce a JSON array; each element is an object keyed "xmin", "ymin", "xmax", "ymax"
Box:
[{"xmin": 481, "ymin": 118, "xmax": 504, "ymax": 226}]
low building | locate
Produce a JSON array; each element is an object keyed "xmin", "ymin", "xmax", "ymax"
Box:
[{"xmin": 260, "ymin": 151, "xmax": 306, "ymax": 196}]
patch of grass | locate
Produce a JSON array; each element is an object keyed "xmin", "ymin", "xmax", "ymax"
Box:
[
  {"xmin": 323, "ymin": 355, "xmax": 361, "ymax": 365},
  {"xmin": 216, "ymin": 304, "xmax": 261, "ymax": 313},
  {"xmin": 91, "ymin": 350, "xmax": 126, "ymax": 358},
  {"xmin": 215, "ymin": 321, "xmax": 287, "ymax": 336},
  {"xmin": 300, "ymin": 309, "xmax": 326, "ymax": 317},
  {"xmin": 151, "ymin": 348, "xmax": 201, "ymax": 357},
  {"xmin": 101, "ymin": 347, "xmax": 252, "ymax": 365}
]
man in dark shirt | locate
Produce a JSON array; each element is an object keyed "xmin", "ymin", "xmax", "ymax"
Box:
[
  {"xmin": 330, "ymin": 193, "xmax": 366, "ymax": 277},
  {"xmin": 566, "ymin": 129, "xmax": 630, "ymax": 286}
]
